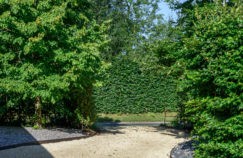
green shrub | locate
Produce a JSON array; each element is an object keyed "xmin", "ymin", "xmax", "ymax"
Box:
[
  {"xmin": 0, "ymin": 0, "xmax": 105, "ymax": 127},
  {"xmin": 179, "ymin": 4, "xmax": 243, "ymax": 158}
]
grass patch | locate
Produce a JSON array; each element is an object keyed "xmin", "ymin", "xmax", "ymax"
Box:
[{"xmin": 96, "ymin": 112, "xmax": 177, "ymax": 123}]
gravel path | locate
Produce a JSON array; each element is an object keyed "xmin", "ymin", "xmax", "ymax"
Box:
[
  {"xmin": 0, "ymin": 126, "xmax": 85, "ymax": 150},
  {"xmin": 0, "ymin": 126, "xmax": 188, "ymax": 158}
]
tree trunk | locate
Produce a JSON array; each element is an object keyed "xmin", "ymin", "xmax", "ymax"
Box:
[{"xmin": 35, "ymin": 96, "xmax": 42, "ymax": 128}]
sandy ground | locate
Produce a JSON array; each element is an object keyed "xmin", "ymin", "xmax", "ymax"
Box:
[{"xmin": 0, "ymin": 126, "xmax": 188, "ymax": 158}]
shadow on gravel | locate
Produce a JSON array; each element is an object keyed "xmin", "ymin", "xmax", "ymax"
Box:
[
  {"xmin": 151, "ymin": 126, "xmax": 189, "ymax": 139},
  {"xmin": 96, "ymin": 126, "xmax": 125, "ymax": 135},
  {"xmin": 0, "ymin": 126, "xmax": 53, "ymax": 158},
  {"xmin": 96, "ymin": 116, "xmax": 121, "ymax": 123}
]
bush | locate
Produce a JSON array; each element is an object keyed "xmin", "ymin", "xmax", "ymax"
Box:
[
  {"xmin": 0, "ymin": 0, "xmax": 105, "ymax": 128},
  {"xmin": 179, "ymin": 4, "xmax": 243, "ymax": 158}
]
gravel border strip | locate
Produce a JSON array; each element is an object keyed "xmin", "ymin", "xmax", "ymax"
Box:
[
  {"xmin": 0, "ymin": 126, "xmax": 96, "ymax": 151},
  {"xmin": 0, "ymin": 135, "xmax": 94, "ymax": 151}
]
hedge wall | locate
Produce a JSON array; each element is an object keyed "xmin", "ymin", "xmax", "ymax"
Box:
[{"xmin": 94, "ymin": 56, "xmax": 178, "ymax": 113}]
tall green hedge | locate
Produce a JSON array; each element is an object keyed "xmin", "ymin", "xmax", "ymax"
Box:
[{"xmin": 94, "ymin": 56, "xmax": 177, "ymax": 114}]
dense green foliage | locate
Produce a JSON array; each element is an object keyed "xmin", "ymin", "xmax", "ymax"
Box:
[
  {"xmin": 159, "ymin": 1, "xmax": 243, "ymax": 157},
  {"xmin": 182, "ymin": 4, "xmax": 243, "ymax": 158},
  {"xmin": 94, "ymin": 56, "xmax": 178, "ymax": 113},
  {"xmin": 0, "ymin": 0, "xmax": 166, "ymax": 127},
  {"xmin": 92, "ymin": 0, "xmax": 177, "ymax": 115},
  {"xmin": 0, "ymin": 0, "xmax": 106, "ymax": 127}
]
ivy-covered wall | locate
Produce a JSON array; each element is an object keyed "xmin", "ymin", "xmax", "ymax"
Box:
[{"xmin": 94, "ymin": 57, "xmax": 178, "ymax": 113}]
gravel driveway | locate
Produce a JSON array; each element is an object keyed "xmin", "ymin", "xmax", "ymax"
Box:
[{"xmin": 0, "ymin": 126, "xmax": 188, "ymax": 158}]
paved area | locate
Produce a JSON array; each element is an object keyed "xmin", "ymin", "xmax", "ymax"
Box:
[{"xmin": 0, "ymin": 126, "xmax": 188, "ymax": 158}]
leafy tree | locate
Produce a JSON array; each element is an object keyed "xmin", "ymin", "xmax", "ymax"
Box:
[
  {"xmin": 0, "ymin": 0, "xmax": 105, "ymax": 127},
  {"xmin": 178, "ymin": 3, "xmax": 243, "ymax": 158},
  {"xmin": 92, "ymin": 0, "xmax": 162, "ymax": 59},
  {"xmin": 157, "ymin": 1, "xmax": 242, "ymax": 157}
]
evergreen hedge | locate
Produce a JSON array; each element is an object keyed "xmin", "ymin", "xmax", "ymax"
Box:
[{"xmin": 94, "ymin": 56, "xmax": 178, "ymax": 114}]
